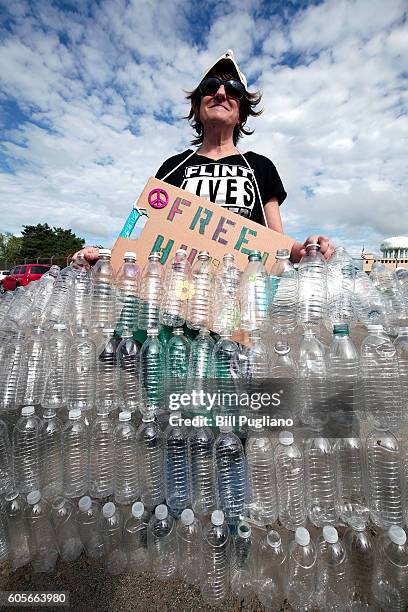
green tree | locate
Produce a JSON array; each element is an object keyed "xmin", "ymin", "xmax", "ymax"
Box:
[
  {"xmin": 19, "ymin": 224, "xmax": 85, "ymax": 262},
  {"xmin": 0, "ymin": 231, "xmax": 22, "ymax": 267}
]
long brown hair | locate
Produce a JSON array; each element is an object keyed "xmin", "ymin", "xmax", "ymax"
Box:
[{"xmin": 185, "ymin": 68, "xmax": 263, "ymax": 146}]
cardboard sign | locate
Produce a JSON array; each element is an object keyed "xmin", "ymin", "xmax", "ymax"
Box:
[{"xmin": 112, "ymin": 177, "xmax": 295, "ymax": 273}]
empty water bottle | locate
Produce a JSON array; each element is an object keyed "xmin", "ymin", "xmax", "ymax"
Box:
[
  {"xmin": 246, "ymin": 425, "xmax": 278, "ymax": 525},
  {"xmin": 200, "ymin": 510, "xmax": 230, "ymax": 605},
  {"xmin": 88, "ymin": 407, "xmax": 114, "ymax": 499},
  {"xmin": 12, "ymin": 406, "xmax": 41, "ymax": 495},
  {"xmin": 328, "ymin": 323, "xmax": 360, "ymax": 428},
  {"xmin": 353, "ymin": 269, "xmax": 385, "ymax": 325},
  {"xmin": 298, "ymin": 329, "xmax": 328, "ymax": 431},
  {"xmin": 239, "ymin": 250, "xmax": 270, "ymax": 331},
  {"xmin": 370, "ymin": 262, "xmax": 406, "ymax": 335},
  {"xmin": 91, "ymin": 248, "xmax": 116, "ymax": 331},
  {"xmin": 115, "ymin": 251, "xmax": 139, "ymax": 335},
  {"xmin": 136, "ymin": 415, "xmax": 165, "ymax": 510},
  {"xmin": 333, "ymin": 435, "xmax": 368, "ymax": 524},
  {"xmin": 316, "ymin": 526, "xmax": 349, "ymax": 611},
  {"xmin": 101, "ymin": 502, "xmax": 126, "ymax": 574},
  {"xmin": 76, "ymin": 496, "xmax": 103, "ymax": 559},
  {"xmin": 117, "ymin": 331, "xmax": 140, "ymax": 412},
  {"xmin": 96, "ymin": 329, "xmax": 119, "ymax": 413},
  {"xmin": 188, "ymin": 423, "xmax": 216, "ymax": 517},
  {"xmin": 164, "ymin": 411, "xmax": 191, "ymax": 518},
  {"xmin": 25, "ymin": 491, "xmax": 58, "ymax": 572},
  {"xmin": 275, "ymin": 431, "xmax": 307, "ymax": 531},
  {"xmin": 186, "ymin": 329, "xmax": 214, "ymax": 413},
  {"xmin": 46, "ymin": 266, "xmax": 76, "ymax": 327},
  {"xmin": 43, "ymin": 323, "xmax": 71, "ymax": 410},
  {"xmin": 270, "ymin": 341, "xmax": 299, "ymax": 423},
  {"xmin": 18, "ymin": 326, "xmax": 49, "ymax": 406},
  {"xmin": 165, "ymin": 328, "xmax": 191, "ymax": 402},
  {"xmin": 0, "ymin": 419, "xmax": 12, "ymax": 494},
  {"xmin": 270, "ymin": 248, "xmax": 298, "ymax": 334},
  {"xmin": 40, "ymin": 407, "xmax": 63, "ymax": 500},
  {"xmin": 50, "ymin": 496, "xmax": 83, "ymax": 561},
  {"xmin": 252, "ymin": 529, "xmax": 286, "ymax": 610},
  {"xmin": 239, "ymin": 329, "xmax": 270, "ymax": 392},
  {"xmin": 113, "ymin": 411, "xmax": 138, "ymax": 505},
  {"xmin": 30, "ymin": 265, "xmax": 60, "ymax": 327},
  {"xmin": 147, "ymin": 504, "xmax": 177, "ymax": 580},
  {"xmin": 210, "ymin": 253, "xmax": 240, "ymax": 334},
  {"xmin": 344, "ymin": 516, "xmax": 376, "ymax": 610},
  {"xmin": 139, "ymin": 329, "xmax": 165, "ymax": 418},
  {"xmin": 0, "ymin": 511, "xmax": 7, "ymax": 565},
  {"xmin": 210, "ymin": 333, "xmax": 240, "ymax": 417},
  {"xmin": 67, "ymin": 329, "xmax": 96, "ymax": 413},
  {"xmin": 176, "ymin": 508, "xmax": 201, "ymax": 585},
  {"xmin": 230, "ymin": 521, "xmax": 254, "ymax": 599},
  {"xmin": 0, "ymin": 331, "xmax": 25, "ymax": 410},
  {"xmin": 137, "ymin": 252, "xmax": 163, "ymax": 330},
  {"xmin": 298, "ymin": 242, "xmax": 327, "ymax": 328},
  {"xmin": 159, "ymin": 249, "xmax": 192, "ymax": 327},
  {"xmin": 214, "ymin": 425, "xmax": 247, "ymax": 526},
  {"xmin": 287, "ymin": 527, "xmax": 317, "ymax": 612},
  {"xmin": 186, "ymin": 250, "xmax": 213, "ymax": 330},
  {"xmin": 326, "ymin": 246, "xmax": 355, "ymax": 328},
  {"xmin": 62, "ymin": 408, "xmax": 88, "ymax": 499},
  {"xmin": 71, "ymin": 256, "xmax": 92, "ymax": 330},
  {"xmin": 374, "ymin": 525, "xmax": 408, "ymax": 612},
  {"xmin": 4, "ymin": 490, "xmax": 31, "ymax": 570},
  {"xmin": 124, "ymin": 501, "xmax": 150, "ymax": 573},
  {"xmin": 304, "ymin": 436, "xmax": 337, "ymax": 527},
  {"xmin": 394, "ymin": 327, "xmax": 408, "ymax": 407}
]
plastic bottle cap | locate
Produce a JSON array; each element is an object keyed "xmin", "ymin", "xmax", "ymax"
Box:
[
  {"xmin": 295, "ymin": 527, "xmax": 310, "ymax": 546},
  {"xmin": 148, "ymin": 252, "xmax": 160, "ymax": 260},
  {"xmin": 124, "ymin": 251, "xmax": 137, "ymax": 259},
  {"xmin": 276, "ymin": 249, "xmax": 290, "ymax": 258},
  {"xmin": 366, "ymin": 324, "xmax": 384, "ymax": 331},
  {"xmin": 180, "ymin": 508, "xmax": 194, "ymax": 526},
  {"xmin": 53, "ymin": 323, "xmax": 67, "ymax": 330},
  {"xmin": 27, "ymin": 491, "xmax": 41, "ymax": 505},
  {"xmin": 102, "ymin": 502, "xmax": 116, "ymax": 518},
  {"xmin": 211, "ymin": 510, "xmax": 224, "ymax": 526},
  {"xmin": 267, "ymin": 530, "xmax": 282, "ymax": 548},
  {"xmin": 323, "ymin": 526, "xmax": 338, "ymax": 544},
  {"xmin": 22, "ymin": 406, "xmax": 35, "ymax": 416},
  {"xmin": 305, "ymin": 242, "xmax": 320, "ymax": 249},
  {"xmin": 147, "ymin": 328, "xmax": 159, "ymax": 335},
  {"xmin": 52, "ymin": 496, "xmax": 66, "ymax": 510},
  {"xmin": 68, "ymin": 409, "xmax": 82, "ymax": 420},
  {"xmin": 103, "ymin": 328, "xmax": 115, "ymax": 335},
  {"xmin": 173, "ymin": 329, "xmax": 184, "ymax": 335},
  {"xmin": 79, "ymin": 496, "xmax": 92, "ymax": 512},
  {"xmin": 99, "ymin": 248, "xmax": 111, "ymax": 257},
  {"xmin": 175, "ymin": 248, "xmax": 188, "ymax": 255},
  {"xmin": 132, "ymin": 502, "xmax": 145, "ymax": 518},
  {"xmin": 389, "ymin": 526, "xmax": 407, "ymax": 546},
  {"xmin": 349, "ymin": 516, "xmax": 366, "ymax": 532},
  {"xmin": 237, "ymin": 521, "xmax": 251, "ymax": 538},
  {"xmin": 142, "ymin": 415, "xmax": 155, "ymax": 423},
  {"xmin": 279, "ymin": 431, "xmax": 294, "ymax": 445},
  {"xmin": 155, "ymin": 505, "xmax": 168, "ymax": 520},
  {"xmin": 119, "ymin": 411, "xmax": 132, "ymax": 422},
  {"xmin": 274, "ymin": 342, "xmax": 290, "ymax": 355},
  {"xmin": 5, "ymin": 491, "xmax": 19, "ymax": 502}
]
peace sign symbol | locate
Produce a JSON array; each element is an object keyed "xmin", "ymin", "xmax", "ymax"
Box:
[{"xmin": 148, "ymin": 188, "xmax": 169, "ymax": 209}]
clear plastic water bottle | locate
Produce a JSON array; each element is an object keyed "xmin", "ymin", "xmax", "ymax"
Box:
[
  {"xmin": 139, "ymin": 328, "xmax": 165, "ymax": 419},
  {"xmin": 165, "ymin": 328, "xmax": 191, "ymax": 401},
  {"xmin": 101, "ymin": 502, "xmax": 126, "ymax": 575},
  {"xmin": 394, "ymin": 327, "xmax": 408, "ymax": 407},
  {"xmin": 396, "ymin": 267, "xmax": 408, "ymax": 302},
  {"xmin": 25, "ymin": 490, "xmax": 59, "ymax": 572},
  {"xmin": 210, "ymin": 333, "xmax": 240, "ymax": 416},
  {"xmin": 18, "ymin": 326, "xmax": 50, "ymax": 406},
  {"xmin": 374, "ymin": 525, "xmax": 408, "ymax": 612},
  {"xmin": 186, "ymin": 250, "xmax": 213, "ymax": 330},
  {"xmin": 137, "ymin": 252, "xmax": 163, "ymax": 330},
  {"xmin": 366, "ymin": 421, "xmax": 403, "ymax": 528},
  {"xmin": 326, "ymin": 246, "xmax": 356, "ymax": 328},
  {"xmin": 200, "ymin": 510, "xmax": 230, "ymax": 606},
  {"xmin": 0, "ymin": 331, "xmax": 25, "ymax": 410},
  {"xmin": 164, "ymin": 411, "xmax": 191, "ymax": 518},
  {"xmin": 287, "ymin": 527, "xmax": 317, "ymax": 612},
  {"xmin": 96, "ymin": 329, "xmax": 119, "ymax": 413},
  {"xmin": 115, "ymin": 251, "xmax": 139, "ymax": 335},
  {"xmin": 210, "ymin": 253, "xmax": 240, "ymax": 334},
  {"xmin": 4, "ymin": 490, "xmax": 31, "ymax": 570},
  {"xmin": 246, "ymin": 425, "xmax": 278, "ymax": 526},
  {"xmin": 298, "ymin": 242, "xmax": 327, "ymax": 328},
  {"xmin": 43, "ymin": 323, "xmax": 71, "ymax": 411},
  {"xmin": 4, "ymin": 285, "xmax": 35, "ymax": 331},
  {"xmin": 71, "ymin": 256, "xmax": 92, "ymax": 331},
  {"xmin": 159, "ymin": 249, "xmax": 192, "ymax": 327},
  {"xmin": 275, "ymin": 431, "xmax": 307, "ymax": 531},
  {"xmin": 239, "ymin": 329, "xmax": 270, "ymax": 389},
  {"xmin": 67, "ymin": 328, "xmax": 96, "ymax": 414},
  {"xmin": 298, "ymin": 329, "xmax": 328, "ymax": 431},
  {"xmin": 370, "ymin": 262, "xmax": 406, "ymax": 335},
  {"xmin": 12, "ymin": 406, "xmax": 41, "ymax": 495},
  {"xmin": 353, "ymin": 269, "xmax": 385, "ymax": 325},
  {"xmin": 188, "ymin": 423, "xmax": 216, "ymax": 517},
  {"xmin": 88, "ymin": 407, "xmax": 114, "ymax": 499},
  {"xmin": 328, "ymin": 323, "xmax": 360, "ymax": 427},
  {"xmin": 239, "ymin": 250, "xmax": 270, "ymax": 331},
  {"xmin": 270, "ymin": 342, "xmax": 299, "ymax": 423},
  {"xmin": 62, "ymin": 408, "xmax": 88, "ymax": 499},
  {"xmin": 333, "ymin": 435, "xmax": 369, "ymax": 524},
  {"xmin": 147, "ymin": 504, "xmax": 177, "ymax": 580},
  {"xmin": 214, "ymin": 425, "xmax": 247, "ymax": 526},
  {"xmin": 252, "ymin": 529, "xmax": 286, "ymax": 610},
  {"xmin": 46, "ymin": 266, "xmax": 76, "ymax": 327},
  {"xmin": 0, "ymin": 419, "xmax": 12, "ymax": 494},
  {"xmin": 360, "ymin": 324, "xmax": 402, "ymax": 429},
  {"xmin": 176, "ymin": 508, "xmax": 201, "ymax": 585},
  {"xmin": 270, "ymin": 248, "xmax": 298, "ymax": 335},
  {"xmin": 40, "ymin": 407, "xmax": 63, "ymax": 500},
  {"xmin": 230, "ymin": 520, "xmax": 254, "ymax": 599},
  {"xmin": 0, "ymin": 510, "xmax": 7, "ymax": 565},
  {"xmin": 113, "ymin": 411, "xmax": 138, "ymax": 505},
  {"xmin": 344, "ymin": 516, "xmax": 376, "ymax": 610},
  {"xmin": 50, "ymin": 496, "xmax": 83, "ymax": 561},
  {"xmin": 304, "ymin": 436, "xmax": 337, "ymax": 527},
  {"xmin": 90, "ymin": 248, "xmax": 116, "ymax": 331},
  {"xmin": 186, "ymin": 329, "xmax": 214, "ymax": 413},
  {"xmin": 117, "ymin": 331, "xmax": 140, "ymax": 412},
  {"xmin": 30, "ymin": 265, "xmax": 60, "ymax": 327},
  {"xmin": 136, "ymin": 415, "xmax": 165, "ymax": 511},
  {"xmin": 124, "ymin": 501, "xmax": 151, "ymax": 573},
  {"xmin": 76, "ymin": 496, "xmax": 103, "ymax": 559},
  {"xmin": 316, "ymin": 526, "xmax": 348, "ymax": 611}
]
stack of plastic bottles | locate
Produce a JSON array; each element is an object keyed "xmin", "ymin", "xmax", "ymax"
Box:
[{"xmin": 0, "ymin": 243, "xmax": 407, "ymax": 610}]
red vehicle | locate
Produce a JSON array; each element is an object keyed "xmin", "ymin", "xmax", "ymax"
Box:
[{"xmin": 1, "ymin": 263, "xmax": 51, "ymax": 292}]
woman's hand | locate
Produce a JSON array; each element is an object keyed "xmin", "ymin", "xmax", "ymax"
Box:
[
  {"xmin": 72, "ymin": 246, "xmax": 100, "ymax": 266},
  {"xmin": 290, "ymin": 235, "xmax": 335, "ymax": 263}
]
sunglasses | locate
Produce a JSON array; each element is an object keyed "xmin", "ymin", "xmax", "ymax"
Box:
[{"xmin": 199, "ymin": 76, "xmax": 246, "ymax": 100}]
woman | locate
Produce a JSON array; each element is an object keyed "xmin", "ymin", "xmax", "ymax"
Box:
[{"xmin": 74, "ymin": 49, "xmax": 333, "ymax": 264}]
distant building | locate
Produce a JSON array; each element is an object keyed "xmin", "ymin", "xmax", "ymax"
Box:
[{"xmin": 362, "ymin": 236, "xmax": 408, "ymax": 273}]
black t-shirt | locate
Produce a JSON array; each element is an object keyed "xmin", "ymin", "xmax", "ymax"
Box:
[{"xmin": 155, "ymin": 150, "xmax": 287, "ymax": 225}]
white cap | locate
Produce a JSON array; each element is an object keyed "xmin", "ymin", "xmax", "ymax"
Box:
[
  {"xmin": 295, "ymin": 527, "xmax": 310, "ymax": 546},
  {"xmin": 389, "ymin": 525, "xmax": 407, "ymax": 546},
  {"xmin": 102, "ymin": 502, "xmax": 116, "ymax": 518},
  {"xmin": 147, "ymin": 328, "xmax": 159, "ymax": 335},
  {"xmin": 27, "ymin": 490, "xmax": 41, "ymax": 505},
  {"xmin": 279, "ymin": 431, "xmax": 294, "ymax": 446},
  {"xmin": 124, "ymin": 251, "xmax": 136, "ymax": 260},
  {"xmin": 22, "ymin": 406, "xmax": 35, "ymax": 416},
  {"xmin": 119, "ymin": 411, "xmax": 132, "ymax": 422},
  {"xmin": 366, "ymin": 324, "xmax": 384, "ymax": 332},
  {"xmin": 132, "ymin": 502, "xmax": 145, "ymax": 518},
  {"xmin": 103, "ymin": 328, "xmax": 115, "ymax": 335},
  {"xmin": 200, "ymin": 49, "xmax": 247, "ymax": 89},
  {"xmin": 323, "ymin": 526, "xmax": 338, "ymax": 544},
  {"xmin": 155, "ymin": 504, "xmax": 168, "ymax": 520},
  {"xmin": 175, "ymin": 248, "xmax": 188, "ymax": 255},
  {"xmin": 99, "ymin": 248, "xmax": 111, "ymax": 257},
  {"xmin": 68, "ymin": 409, "xmax": 81, "ymax": 420},
  {"xmin": 53, "ymin": 323, "xmax": 67, "ymax": 330},
  {"xmin": 211, "ymin": 510, "xmax": 224, "ymax": 526},
  {"xmin": 237, "ymin": 521, "xmax": 251, "ymax": 538},
  {"xmin": 79, "ymin": 496, "xmax": 92, "ymax": 512},
  {"xmin": 181, "ymin": 508, "xmax": 195, "ymax": 526}
]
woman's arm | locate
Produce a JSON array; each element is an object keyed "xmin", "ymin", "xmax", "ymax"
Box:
[{"xmin": 263, "ymin": 198, "xmax": 283, "ymax": 233}]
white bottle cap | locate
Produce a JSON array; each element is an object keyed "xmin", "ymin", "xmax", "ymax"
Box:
[
  {"xmin": 181, "ymin": 509, "xmax": 194, "ymax": 526},
  {"xmin": 27, "ymin": 490, "xmax": 41, "ymax": 505},
  {"xmin": 102, "ymin": 502, "xmax": 116, "ymax": 518},
  {"xmin": 295, "ymin": 527, "xmax": 310, "ymax": 546},
  {"xmin": 366, "ymin": 324, "xmax": 384, "ymax": 331},
  {"xmin": 175, "ymin": 248, "xmax": 188, "ymax": 255},
  {"xmin": 22, "ymin": 406, "xmax": 35, "ymax": 416},
  {"xmin": 132, "ymin": 502, "xmax": 145, "ymax": 519},
  {"xmin": 211, "ymin": 510, "xmax": 224, "ymax": 526},
  {"xmin": 237, "ymin": 521, "xmax": 251, "ymax": 538},
  {"xmin": 323, "ymin": 526, "xmax": 338, "ymax": 544},
  {"xmin": 68, "ymin": 409, "xmax": 82, "ymax": 420},
  {"xmin": 389, "ymin": 525, "xmax": 407, "ymax": 546},
  {"xmin": 147, "ymin": 328, "xmax": 159, "ymax": 335},
  {"xmin": 124, "ymin": 251, "xmax": 137, "ymax": 259},
  {"xmin": 53, "ymin": 323, "xmax": 67, "ymax": 330},
  {"xmin": 279, "ymin": 431, "xmax": 294, "ymax": 445},
  {"xmin": 103, "ymin": 328, "xmax": 115, "ymax": 335},
  {"xmin": 99, "ymin": 248, "xmax": 111, "ymax": 257},
  {"xmin": 52, "ymin": 496, "xmax": 66, "ymax": 511},
  {"xmin": 79, "ymin": 496, "xmax": 92, "ymax": 512},
  {"xmin": 119, "ymin": 411, "xmax": 132, "ymax": 422},
  {"xmin": 155, "ymin": 504, "xmax": 168, "ymax": 520}
]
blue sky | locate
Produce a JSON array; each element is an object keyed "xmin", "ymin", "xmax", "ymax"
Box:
[{"xmin": 0, "ymin": 0, "xmax": 407, "ymax": 256}]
